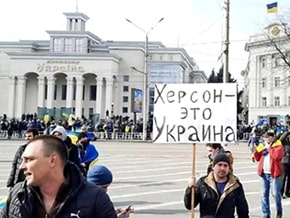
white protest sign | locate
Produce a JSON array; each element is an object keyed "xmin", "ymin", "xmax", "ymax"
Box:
[{"xmin": 152, "ymin": 83, "xmax": 237, "ymax": 143}]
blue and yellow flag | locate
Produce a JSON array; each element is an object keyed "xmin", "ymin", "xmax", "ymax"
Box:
[
  {"xmin": 43, "ymin": 111, "xmax": 50, "ymax": 124},
  {"xmin": 61, "ymin": 112, "xmax": 69, "ymax": 120},
  {"xmin": 0, "ymin": 196, "xmax": 7, "ymax": 209},
  {"xmin": 267, "ymin": 2, "xmax": 278, "ymax": 13}
]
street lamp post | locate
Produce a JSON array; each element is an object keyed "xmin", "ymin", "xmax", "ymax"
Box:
[{"xmin": 126, "ymin": 17, "xmax": 164, "ymax": 141}]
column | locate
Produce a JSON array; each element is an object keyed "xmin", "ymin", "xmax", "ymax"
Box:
[
  {"xmin": 96, "ymin": 77, "xmax": 103, "ymax": 115},
  {"xmin": 72, "ymin": 19, "xmax": 76, "ymax": 31},
  {"xmin": 46, "ymin": 76, "xmax": 55, "ymax": 109},
  {"xmin": 75, "ymin": 76, "xmax": 84, "ymax": 118},
  {"xmin": 78, "ymin": 20, "xmax": 82, "ymax": 31},
  {"xmin": 66, "ymin": 76, "xmax": 74, "ymax": 108},
  {"xmin": 105, "ymin": 78, "xmax": 114, "ymax": 114},
  {"xmin": 7, "ymin": 76, "xmax": 16, "ymax": 118},
  {"xmin": 37, "ymin": 76, "xmax": 45, "ymax": 108},
  {"xmin": 15, "ymin": 76, "xmax": 27, "ymax": 118}
]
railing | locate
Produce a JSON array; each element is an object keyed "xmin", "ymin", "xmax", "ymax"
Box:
[
  {"xmin": 0, "ymin": 130, "xmax": 45, "ymax": 139},
  {"xmin": 95, "ymin": 131, "xmax": 152, "ymax": 141},
  {"xmin": 0, "ymin": 130, "xmax": 152, "ymax": 141},
  {"xmin": 0, "ymin": 130, "xmax": 252, "ymax": 142}
]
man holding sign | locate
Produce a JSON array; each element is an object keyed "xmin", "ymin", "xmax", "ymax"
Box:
[
  {"xmin": 183, "ymin": 153, "xmax": 249, "ymax": 218},
  {"xmin": 154, "ymin": 83, "xmax": 240, "ymax": 217}
]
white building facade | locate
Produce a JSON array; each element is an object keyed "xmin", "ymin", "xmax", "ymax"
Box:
[
  {"xmin": 0, "ymin": 11, "xmax": 207, "ymax": 122},
  {"xmin": 244, "ymin": 23, "xmax": 290, "ymax": 125}
]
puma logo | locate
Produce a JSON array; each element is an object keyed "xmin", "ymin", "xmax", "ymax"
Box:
[{"xmin": 70, "ymin": 210, "xmax": 80, "ymax": 218}]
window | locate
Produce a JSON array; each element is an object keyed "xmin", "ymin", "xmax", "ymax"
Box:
[
  {"xmin": 288, "ymin": 96, "xmax": 290, "ymax": 106},
  {"xmin": 262, "ymin": 78, "xmax": 266, "ymax": 88},
  {"xmin": 89, "ymin": 107, "xmax": 94, "ymax": 116},
  {"xmin": 82, "ymin": 85, "xmax": 85, "ymax": 100},
  {"xmin": 272, "ymin": 54, "xmax": 280, "ymax": 67},
  {"xmin": 274, "ymin": 96, "xmax": 280, "ymax": 106},
  {"xmin": 90, "ymin": 85, "xmax": 97, "ymax": 100},
  {"xmin": 61, "ymin": 85, "xmax": 67, "ymax": 100},
  {"xmin": 123, "ymin": 75, "xmax": 129, "ymax": 82},
  {"xmin": 261, "ymin": 56, "xmax": 266, "ymax": 68},
  {"xmin": 122, "ymin": 107, "xmax": 128, "ymax": 113},
  {"xmin": 76, "ymin": 38, "xmax": 84, "ymax": 52},
  {"xmin": 274, "ymin": 77, "xmax": 280, "ymax": 88},
  {"xmin": 73, "ymin": 83, "xmax": 76, "ymax": 100},
  {"xmin": 54, "ymin": 85, "xmax": 57, "ymax": 100},
  {"xmin": 123, "ymin": 86, "xmax": 129, "ymax": 92},
  {"xmin": 123, "ymin": 96, "xmax": 129, "ymax": 103},
  {"xmin": 53, "ymin": 38, "xmax": 62, "ymax": 52},
  {"xmin": 44, "ymin": 84, "xmax": 48, "ymax": 100},
  {"xmin": 262, "ymin": 97, "xmax": 267, "ymax": 107},
  {"xmin": 60, "ymin": 107, "xmax": 66, "ymax": 112},
  {"xmin": 287, "ymin": 52, "xmax": 290, "ymax": 63},
  {"xmin": 64, "ymin": 38, "xmax": 73, "ymax": 52}
]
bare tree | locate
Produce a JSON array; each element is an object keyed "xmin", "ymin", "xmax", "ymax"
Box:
[{"xmin": 264, "ymin": 15, "xmax": 290, "ymax": 68}]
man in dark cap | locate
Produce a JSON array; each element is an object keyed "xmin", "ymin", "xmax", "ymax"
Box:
[
  {"xmin": 87, "ymin": 165, "xmax": 113, "ymax": 192},
  {"xmin": 76, "ymin": 132, "xmax": 99, "ymax": 174},
  {"xmin": 184, "ymin": 153, "xmax": 249, "ymax": 218},
  {"xmin": 87, "ymin": 165, "xmax": 134, "ymax": 218}
]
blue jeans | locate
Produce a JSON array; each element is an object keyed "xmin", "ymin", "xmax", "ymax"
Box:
[{"xmin": 261, "ymin": 173, "xmax": 282, "ymax": 216}]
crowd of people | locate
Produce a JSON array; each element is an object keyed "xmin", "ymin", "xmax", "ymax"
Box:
[
  {"xmin": 2, "ymin": 124, "xmax": 134, "ymax": 218},
  {"xmin": 0, "ymin": 113, "xmax": 154, "ymax": 141},
  {"xmin": 1, "ymin": 112, "xmax": 290, "ymax": 217},
  {"xmin": 183, "ymin": 123, "xmax": 290, "ymax": 218}
]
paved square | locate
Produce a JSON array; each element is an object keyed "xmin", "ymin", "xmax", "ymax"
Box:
[{"xmin": 0, "ymin": 140, "xmax": 290, "ymax": 217}]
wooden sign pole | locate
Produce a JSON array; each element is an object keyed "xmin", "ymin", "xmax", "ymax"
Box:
[{"xmin": 191, "ymin": 143, "xmax": 196, "ymax": 218}]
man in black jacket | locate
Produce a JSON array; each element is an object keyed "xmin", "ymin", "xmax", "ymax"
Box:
[
  {"xmin": 184, "ymin": 153, "xmax": 249, "ymax": 218},
  {"xmin": 6, "ymin": 128, "xmax": 39, "ymax": 189},
  {"xmin": 0, "ymin": 135, "xmax": 117, "ymax": 218},
  {"xmin": 279, "ymin": 126, "xmax": 290, "ymax": 198}
]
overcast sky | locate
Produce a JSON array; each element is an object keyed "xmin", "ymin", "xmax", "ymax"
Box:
[{"xmin": 0, "ymin": 0, "xmax": 289, "ymax": 85}]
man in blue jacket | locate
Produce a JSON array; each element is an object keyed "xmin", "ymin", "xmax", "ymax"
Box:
[{"xmin": 0, "ymin": 135, "xmax": 117, "ymax": 218}]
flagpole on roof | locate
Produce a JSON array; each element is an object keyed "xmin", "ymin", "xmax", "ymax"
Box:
[
  {"xmin": 223, "ymin": 0, "xmax": 230, "ymax": 83},
  {"xmin": 76, "ymin": 0, "xmax": 79, "ymax": 12}
]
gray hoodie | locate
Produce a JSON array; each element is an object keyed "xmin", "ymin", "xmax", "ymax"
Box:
[{"xmin": 50, "ymin": 125, "xmax": 67, "ymax": 141}]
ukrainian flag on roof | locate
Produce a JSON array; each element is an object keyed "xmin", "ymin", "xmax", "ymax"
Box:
[{"xmin": 267, "ymin": 2, "xmax": 278, "ymax": 13}]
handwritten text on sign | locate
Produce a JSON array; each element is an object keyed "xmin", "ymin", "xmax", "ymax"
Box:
[{"xmin": 152, "ymin": 83, "xmax": 237, "ymax": 143}]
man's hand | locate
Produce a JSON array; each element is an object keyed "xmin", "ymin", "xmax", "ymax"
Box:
[
  {"xmin": 262, "ymin": 149, "xmax": 269, "ymax": 156},
  {"xmin": 116, "ymin": 207, "xmax": 134, "ymax": 218},
  {"xmin": 188, "ymin": 176, "xmax": 196, "ymax": 188}
]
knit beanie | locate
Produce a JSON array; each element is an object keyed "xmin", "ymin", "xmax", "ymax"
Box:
[
  {"xmin": 213, "ymin": 153, "xmax": 230, "ymax": 166},
  {"xmin": 87, "ymin": 165, "xmax": 113, "ymax": 186},
  {"xmin": 78, "ymin": 132, "xmax": 88, "ymax": 141},
  {"xmin": 50, "ymin": 125, "xmax": 67, "ymax": 141}
]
